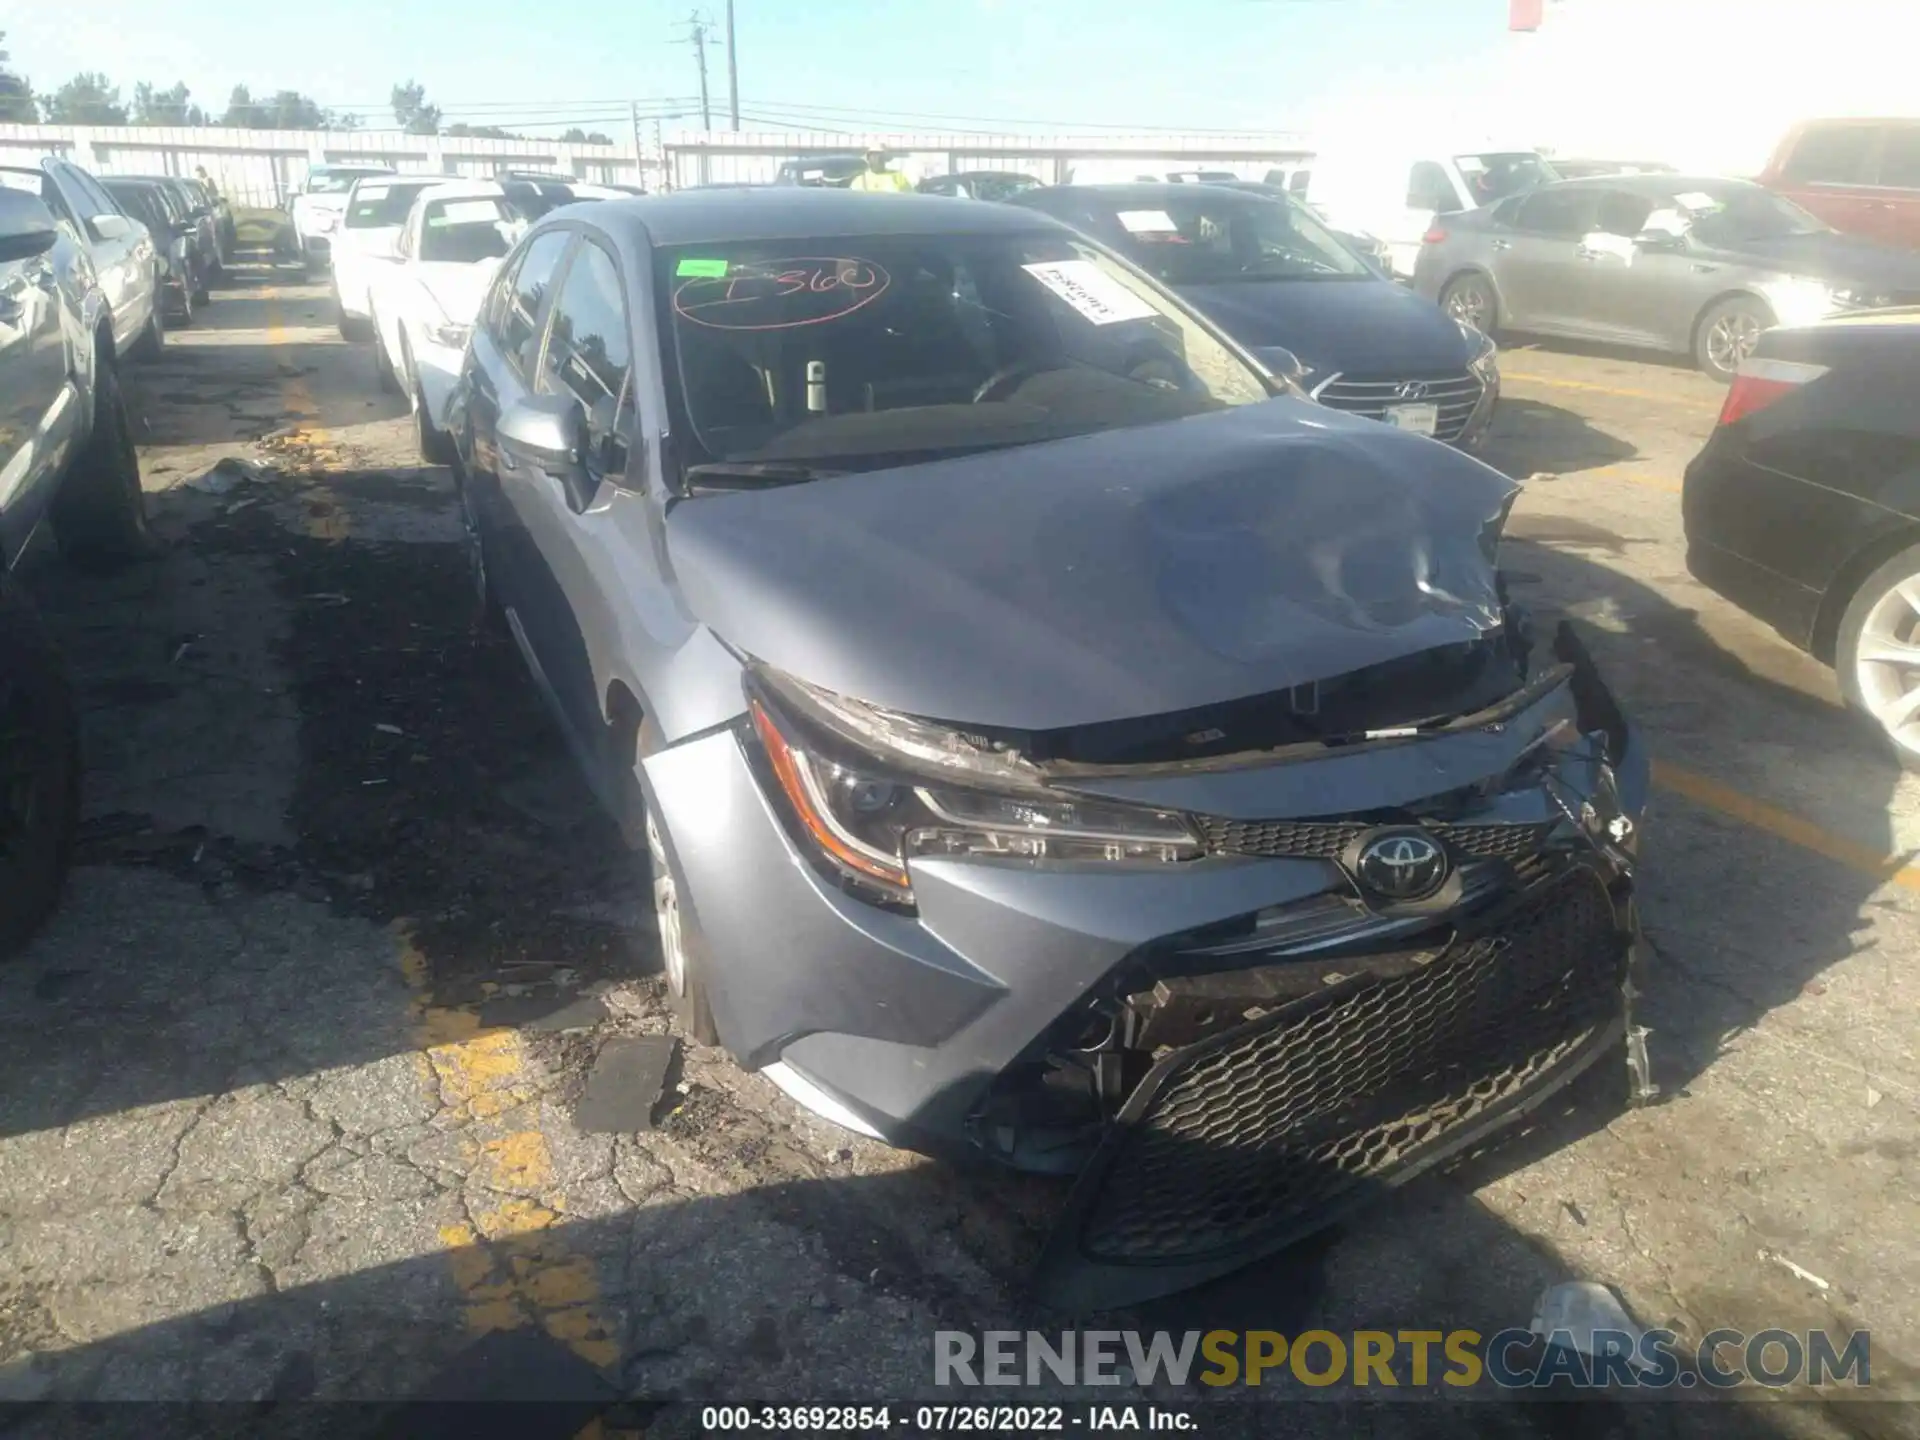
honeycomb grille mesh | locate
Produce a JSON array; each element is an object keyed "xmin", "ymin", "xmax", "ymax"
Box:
[
  {"xmin": 1080, "ymin": 872, "xmax": 1622, "ymax": 1263},
  {"xmin": 1197, "ymin": 816, "xmax": 1555, "ymax": 863}
]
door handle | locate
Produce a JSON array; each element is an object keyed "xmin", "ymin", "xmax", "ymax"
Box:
[{"xmin": 1491, "ymin": 239, "xmax": 1512, "ymax": 251}]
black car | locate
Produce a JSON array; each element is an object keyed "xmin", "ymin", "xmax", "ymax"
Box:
[
  {"xmin": 144, "ymin": 176, "xmax": 222, "ymax": 284},
  {"xmin": 773, "ymin": 155, "xmax": 866, "ymax": 188},
  {"xmin": 1010, "ymin": 182, "xmax": 1500, "ymax": 447},
  {"xmin": 1683, "ymin": 310, "xmax": 1920, "ymax": 763},
  {"xmin": 916, "ymin": 170, "xmax": 1044, "ymax": 202},
  {"xmin": 99, "ymin": 177, "xmax": 204, "ymax": 322}
]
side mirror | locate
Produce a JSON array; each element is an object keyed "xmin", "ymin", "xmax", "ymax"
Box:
[
  {"xmin": 87, "ymin": 212, "xmax": 133, "ymax": 243},
  {"xmin": 0, "ymin": 191, "xmax": 59, "ymax": 263},
  {"xmin": 498, "ymin": 392, "xmax": 596, "ymax": 512}
]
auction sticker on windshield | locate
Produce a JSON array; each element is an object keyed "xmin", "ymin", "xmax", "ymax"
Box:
[
  {"xmin": 1022, "ymin": 261, "xmax": 1158, "ymax": 326},
  {"xmin": 1117, "ymin": 210, "xmax": 1179, "ymax": 235},
  {"xmin": 673, "ymin": 258, "xmax": 891, "ymax": 331}
]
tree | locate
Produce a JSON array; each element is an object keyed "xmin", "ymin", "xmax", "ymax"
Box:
[
  {"xmin": 445, "ymin": 122, "xmax": 520, "ymax": 140},
  {"xmin": 222, "ymin": 85, "xmax": 333, "ymax": 130},
  {"xmin": 390, "ymin": 81, "xmax": 441, "ymax": 136},
  {"xmin": 0, "ymin": 31, "xmax": 35, "ymax": 122},
  {"xmin": 132, "ymin": 81, "xmax": 205, "ymax": 126},
  {"xmin": 560, "ymin": 127, "xmax": 613, "ymax": 145},
  {"xmin": 44, "ymin": 72, "xmax": 127, "ymax": 125}
]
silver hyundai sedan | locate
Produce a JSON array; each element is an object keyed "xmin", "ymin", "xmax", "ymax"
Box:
[{"xmin": 446, "ymin": 188, "xmax": 1652, "ymax": 1307}]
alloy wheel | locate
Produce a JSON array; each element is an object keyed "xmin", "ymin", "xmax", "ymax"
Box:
[
  {"xmin": 645, "ymin": 809, "xmax": 688, "ymax": 998},
  {"xmin": 1853, "ymin": 571, "xmax": 1920, "ymax": 758},
  {"xmin": 1705, "ymin": 310, "xmax": 1762, "ymax": 375},
  {"xmin": 1444, "ymin": 280, "xmax": 1489, "ymax": 331}
]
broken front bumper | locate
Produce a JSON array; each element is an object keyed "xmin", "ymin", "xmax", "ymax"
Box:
[{"xmin": 643, "ymin": 630, "xmax": 1649, "ymax": 1306}]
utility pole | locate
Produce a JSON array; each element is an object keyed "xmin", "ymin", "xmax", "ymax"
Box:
[
  {"xmin": 688, "ymin": 11, "xmax": 713, "ymax": 131},
  {"xmin": 629, "ymin": 100, "xmax": 645, "ymax": 191},
  {"xmin": 725, "ymin": 0, "xmax": 740, "ymax": 131}
]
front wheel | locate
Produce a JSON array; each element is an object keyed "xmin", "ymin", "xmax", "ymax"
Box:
[
  {"xmin": 1694, "ymin": 296, "xmax": 1773, "ymax": 383},
  {"xmin": 0, "ymin": 576, "xmax": 80, "ymax": 960},
  {"xmin": 372, "ymin": 318, "xmax": 399, "ymax": 394},
  {"xmin": 411, "ymin": 375, "xmax": 456, "ymax": 466},
  {"xmin": 51, "ymin": 363, "xmax": 159, "ymax": 570},
  {"xmin": 1837, "ymin": 542, "xmax": 1920, "ymax": 772},
  {"xmin": 1440, "ymin": 273, "xmax": 1498, "ymax": 336},
  {"xmin": 644, "ymin": 792, "xmax": 719, "ymax": 1046}
]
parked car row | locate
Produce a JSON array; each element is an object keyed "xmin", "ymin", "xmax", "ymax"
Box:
[{"xmin": 1, "ymin": 168, "xmax": 157, "ymax": 958}]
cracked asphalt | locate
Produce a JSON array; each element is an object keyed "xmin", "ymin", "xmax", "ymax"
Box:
[{"xmin": 1, "ymin": 257, "xmax": 1915, "ymax": 1437}]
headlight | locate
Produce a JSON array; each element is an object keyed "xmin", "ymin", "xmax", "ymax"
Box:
[
  {"xmin": 1830, "ymin": 285, "xmax": 1894, "ymax": 311},
  {"xmin": 426, "ymin": 321, "xmax": 471, "ymax": 350},
  {"xmin": 745, "ymin": 677, "xmax": 1200, "ymax": 903},
  {"xmin": 1457, "ymin": 318, "xmax": 1498, "ymax": 369}
]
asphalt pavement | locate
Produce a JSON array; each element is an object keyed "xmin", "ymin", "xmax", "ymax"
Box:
[{"xmin": 1, "ymin": 259, "xmax": 1915, "ymax": 1438}]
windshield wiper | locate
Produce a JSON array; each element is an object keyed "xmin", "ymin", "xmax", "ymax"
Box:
[{"xmin": 682, "ymin": 460, "xmax": 844, "ymax": 494}]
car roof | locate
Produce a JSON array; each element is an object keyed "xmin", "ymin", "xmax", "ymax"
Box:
[
  {"xmin": 417, "ymin": 180, "xmax": 509, "ymax": 203},
  {"xmin": 1024, "ymin": 182, "xmax": 1286, "ymax": 206},
  {"xmin": 580, "ymin": 188, "xmax": 1071, "ymax": 246},
  {"xmin": 1531, "ymin": 173, "xmax": 1761, "ymax": 198}
]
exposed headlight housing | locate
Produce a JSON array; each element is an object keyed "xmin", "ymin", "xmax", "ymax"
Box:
[
  {"xmin": 744, "ymin": 672, "xmax": 1200, "ymax": 904},
  {"xmin": 1457, "ymin": 318, "xmax": 1499, "ymax": 376},
  {"xmin": 425, "ymin": 320, "xmax": 472, "ymax": 350},
  {"xmin": 1830, "ymin": 285, "xmax": 1895, "ymax": 311}
]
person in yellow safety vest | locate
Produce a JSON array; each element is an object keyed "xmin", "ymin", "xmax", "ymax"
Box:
[{"xmin": 849, "ymin": 148, "xmax": 912, "ymax": 194}]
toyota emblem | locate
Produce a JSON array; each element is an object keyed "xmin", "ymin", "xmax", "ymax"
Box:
[
  {"xmin": 1354, "ymin": 829, "xmax": 1449, "ymax": 901},
  {"xmin": 1394, "ymin": 380, "xmax": 1430, "ymax": 401}
]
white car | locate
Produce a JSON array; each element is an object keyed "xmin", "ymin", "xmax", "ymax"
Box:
[
  {"xmin": 330, "ymin": 175, "xmax": 442, "ymax": 340},
  {"xmin": 289, "ymin": 164, "xmax": 397, "ymax": 270},
  {"xmin": 367, "ymin": 182, "xmax": 527, "ymax": 463}
]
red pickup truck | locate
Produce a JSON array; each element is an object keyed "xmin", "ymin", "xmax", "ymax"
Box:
[{"xmin": 1760, "ymin": 118, "xmax": 1920, "ymax": 250}]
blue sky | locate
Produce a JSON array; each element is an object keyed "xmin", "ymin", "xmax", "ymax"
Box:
[{"xmin": 6, "ymin": 0, "xmax": 1511, "ymax": 135}]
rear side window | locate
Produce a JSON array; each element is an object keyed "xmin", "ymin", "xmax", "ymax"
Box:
[
  {"xmin": 1406, "ymin": 161, "xmax": 1457, "ymax": 213},
  {"xmin": 347, "ymin": 183, "xmax": 430, "ymax": 228},
  {"xmin": 539, "ymin": 240, "xmax": 633, "ymax": 478},
  {"xmin": 62, "ymin": 167, "xmax": 120, "ymax": 221},
  {"xmin": 1513, "ymin": 187, "xmax": 1596, "ymax": 238},
  {"xmin": 1877, "ymin": 123, "xmax": 1920, "ymax": 190},
  {"xmin": 500, "ymin": 230, "xmax": 574, "ymax": 376},
  {"xmin": 1781, "ymin": 125, "xmax": 1875, "ymax": 184}
]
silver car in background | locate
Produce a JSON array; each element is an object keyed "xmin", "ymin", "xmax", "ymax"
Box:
[{"xmin": 1413, "ymin": 174, "xmax": 1920, "ymax": 381}]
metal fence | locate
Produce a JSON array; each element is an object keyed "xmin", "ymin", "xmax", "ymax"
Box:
[{"xmin": 0, "ymin": 121, "xmax": 1317, "ymax": 209}]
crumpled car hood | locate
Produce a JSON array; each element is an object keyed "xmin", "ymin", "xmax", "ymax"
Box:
[{"xmin": 666, "ymin": 400, "xmax": 1520, "ymax": 732}]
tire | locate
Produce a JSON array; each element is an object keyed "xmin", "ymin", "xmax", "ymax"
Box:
[
  {"xmin": 453, "ymin": 455, "xmax": 505, "ymax": 637},
  {"xmin": 637, "ymin": 721, "xmax": 719, "ymax": 1045},
  {"xmin": 51, "ymin": 362, "xmax": 159, "ymax": 570},
  {"xmin": 412, "ymin": 377, "xmax": 456, "ymax": 467},
  {"xmin": 1440, "ymin": 272, "xmax": 1498, "ymax": 336},
  {"xmin": 130, "ymin": 308, "xmax": 164, "ymax": 362},
  {"xmin": 1694, "ymin": 295, "xmax": 1774, "ymax": 383},
  {"xmin": 166, "ymin": 284, "xmax": 194, "ymax": 330},
  {"xmin": 1836, "ymin": 541, "xmax": 1920, "ymax": 772},
  {"xmin": 372, "ymin": 319, "xmax": 399, "ymax": 394},
  {"xmin": 0, "ymin": 575, "xmax": 80, "ymax": 961}
]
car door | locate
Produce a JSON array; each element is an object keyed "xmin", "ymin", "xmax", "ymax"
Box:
[
  {"xmin": 0, "ymin": 191, "xmax": 69, "ymax": 546},
  {"xmin": 1563, "ymin": 188, "xmax": 1684, "ymax": 347},
  {"xmin": 463, "ymin": 227, "xmax": 577, "ymax": 635},
  {"xmin": 1866, "ymin": 121, "xmax": 1920, "ymax": 250},
  {"xmin": 50, "ymin": 163, "xmax": 146, "ymax": 351},
  {"xmin": 1496, "ymin": 187, "xmax": 1600, "ymax": 333},
  {"xmin": 503, "ymin": 232, "xmax": 640, "ymax": 758}
]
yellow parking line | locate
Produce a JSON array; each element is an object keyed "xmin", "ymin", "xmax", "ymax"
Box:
[
  {"xmin": 1652, "ymin": 760, "xmax": 1920, "ymax": 892},
  {"xmin": 396, "ymin": 927, "xmax": 621, "ymax": 1369},
  {"xmin": 1503, "ymin": 369, "xmax": 1700, "ymax": 405}
]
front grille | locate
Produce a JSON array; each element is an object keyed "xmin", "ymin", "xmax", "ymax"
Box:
[
  {"xmin": 1077, "ymin": 870, "xmax": 1623, "ymax": 1264},
  {"xmin": 1198, "ymin": 815, "xmax": 1554, "ymax": 864},
  {"xmin": 1314, "ymin": 371, "xmax": 1485, "ymax": 442}
]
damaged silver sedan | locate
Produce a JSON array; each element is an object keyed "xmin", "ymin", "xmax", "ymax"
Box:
[{"xmin": 448, "ymin": 188, "xmax": 1651, "ymax": 1309}]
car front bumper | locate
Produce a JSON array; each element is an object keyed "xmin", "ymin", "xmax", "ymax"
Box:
[{"xmin": 645, "ymin": 637, "xmax": 1650, "ymax": 1306}]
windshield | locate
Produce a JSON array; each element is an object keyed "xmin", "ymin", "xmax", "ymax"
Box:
[
  {"xmin": 1676, "ymin": 186, "xmax": 1831, "ymax": 245},
  {"xmin": 1088, "ymin": 191, "xmax": 1371, "ymax": 284},
  {"xmin": 308, "ymin": 169, "xmax": 392, "ymax": 195},
  {"xmin": 1456, "ymin": 152, "xmax": 1558, "ymax": 206},
  {"xmin": 502, "ymin": 182, "xmax": 577, "ymax": 220},
  {"xmin": 971, "ymin": 174, "xmax": 1042, "ymax": 202},
  {"xmin": 418, "ymin": 197, "xmax": 522, "ymax": 263},
  {"xmin": 346, "ymin": 181, "xmax": 433, "ymax": 228},
  {"xmin": 659, "ymin": 230, "xmax": 1272, "ymax": 473}
]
